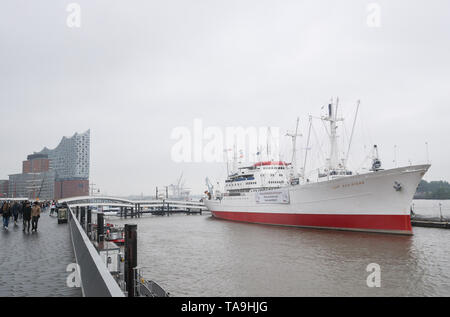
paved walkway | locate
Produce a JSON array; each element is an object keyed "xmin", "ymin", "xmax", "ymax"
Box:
[{"xmin": 0, "ymin": 210, "xmax": 82, "ymax": 297}]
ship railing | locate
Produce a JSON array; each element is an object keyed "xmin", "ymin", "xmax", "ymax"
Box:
[{"xmin": 133, "ymin": 267, "xmax": 170, "ymax": 297}]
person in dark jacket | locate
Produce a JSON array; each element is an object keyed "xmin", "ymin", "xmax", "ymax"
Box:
[
  {"xmin": 22, "ymin": 201, "xmax": 32, "ymax": 233},
  {"xmin": 12, "ymin": 202, "xmax": 20, "ymax": 226},
  {"xmin": 2, "ymin": 201, "xmax": 11, "ymax": 230}
]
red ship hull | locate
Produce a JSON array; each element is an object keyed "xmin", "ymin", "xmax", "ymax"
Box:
[{"xmin": 211, "ymin": 211, "xmax": 413, "ymax": 235}]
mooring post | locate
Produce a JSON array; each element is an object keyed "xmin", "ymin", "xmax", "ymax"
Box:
[
  {"xmin": 80, "ymin": 207, "xmax": 85, "ymax": 227},
  {"xmin": 87, "ymin": 208, "xmax": 92, "ymax": 238},
  {"xmin": 97, "ymin": 212, "xmax": 104, "ymax": 244},
  {"xmin": 124, "ymin": 224, "xmax": 138, "ymax": 297}
]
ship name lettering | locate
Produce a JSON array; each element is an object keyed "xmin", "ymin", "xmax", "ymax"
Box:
[{"xmin": 342, "ymin": 181, "xmax": 365, "ymax": 188}]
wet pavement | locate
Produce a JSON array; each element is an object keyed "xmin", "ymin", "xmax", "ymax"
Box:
[{"xmin": 0, "ymin": 210, "xmax": 82, "ymax": 297}]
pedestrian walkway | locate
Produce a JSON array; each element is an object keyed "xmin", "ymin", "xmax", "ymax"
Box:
[{"xmin": 0, "ymin": 211, "xmax": 82, "ymax": 297}]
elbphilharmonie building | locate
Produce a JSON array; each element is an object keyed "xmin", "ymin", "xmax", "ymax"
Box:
[{"xmin": 8, "ymin": 130, "xmax": 90, "ymax": 200}]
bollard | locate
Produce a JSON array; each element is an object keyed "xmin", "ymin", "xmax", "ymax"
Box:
[
  {"xmin": 97, "ymin": 212, "xmax": 104, "ymax": 244},
  {"xmin": 124, "ymin": 224, "xmax": 138, "ymax": 297},
  {"xmin": 87, "ymin": 208, "xmax": 92, "ymax": 238},
  {"xmin": 80, "ymin": 207, "xmax": 86, "ymax": 227}
]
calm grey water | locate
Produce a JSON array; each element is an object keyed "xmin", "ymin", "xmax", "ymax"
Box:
[{"xmin": 109, "ymin": 200, "xmax": 450, "ymax": 296}]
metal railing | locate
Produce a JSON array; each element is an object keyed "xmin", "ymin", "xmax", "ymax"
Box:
[{"xmin": 67, "ymin": 205, "xmax": 125, "ymax": 297}]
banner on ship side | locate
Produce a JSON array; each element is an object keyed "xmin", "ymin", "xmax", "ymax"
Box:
[{"xmin": 255, "ymin": 189, "xmax": 290, "ymax": 204}]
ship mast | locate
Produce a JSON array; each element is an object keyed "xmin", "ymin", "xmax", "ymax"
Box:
[
  {"xmin": 344, "ymin": 100, "xmax": 360, "ymax": 170},
  {"xmin": 302, "ymin": 116, "xmax": 312, "ymax": 178},
  {"xmin": 266, "ymin": 127, "xmax": 272, "ymax": 161},
  {"xmin": 323, "ymin": 98, "xmax": 343, "ymax": 172},
  {"xmin": 232, "ymin": 143, "xmax": 238, "ymax": 174},
  {"xmin": 286, "ymin": 117, "xmax": 301, "ymax": 176}
]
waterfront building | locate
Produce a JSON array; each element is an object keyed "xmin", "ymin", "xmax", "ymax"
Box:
[
  {"xmin": 0, "ymin": 180, "xmax": 9, "ymax": 197},
  {"xmin": 8, "ymin": 130, "xmax": 90, "ymax": 200}
]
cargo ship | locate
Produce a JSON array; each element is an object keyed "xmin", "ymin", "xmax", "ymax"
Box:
[{"xmin": 205, "ymin": 99, "xmax": 430, "ymax": 235}]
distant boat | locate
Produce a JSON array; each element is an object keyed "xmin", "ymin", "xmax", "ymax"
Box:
[
  {"xmin": 102, "ymin": 206, "xmax": 119, "ymax": 216},
  {"xmin": 105, "ymin": 224, "xmax": 124, "ymax": 245}
]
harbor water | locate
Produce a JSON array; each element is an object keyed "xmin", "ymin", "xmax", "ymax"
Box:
[{"xmin": 109, "ymin": 200, "xmax": 450, "ymax": 296}]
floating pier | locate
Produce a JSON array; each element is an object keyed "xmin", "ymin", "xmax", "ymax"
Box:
[
  {"xmin": 410, "ymin": 202, "xmax": 449, "ymax": 229},
  {"xmin": 411, "ymin": 219, "xmax": 450, "ymax": 229}
]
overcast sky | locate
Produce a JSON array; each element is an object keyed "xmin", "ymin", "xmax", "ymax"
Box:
[{"xmin": 1, "ymin": 0, "xmax": 449, "ymax": 196}]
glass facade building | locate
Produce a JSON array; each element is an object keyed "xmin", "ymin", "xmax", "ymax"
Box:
[
  {"xmin": 8, "ymin": 130, "xmax": 90, "ymax": 200},
  {"xmin": 35, "ymin": 130, "xmax": 90, "ymax": 181}
]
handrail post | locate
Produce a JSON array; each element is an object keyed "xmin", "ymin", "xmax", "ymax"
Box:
[
  {"xmin": 80, "ymin": 207, "xmax": 86, "ymax": 227},
  {"xmin": 97, "ymin": 212, "xmax": 104, "ymax": 244}
]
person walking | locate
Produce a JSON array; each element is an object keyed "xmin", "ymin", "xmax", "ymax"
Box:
[
  {"xmin": 2, "ymin": 201, "xmax": 11, "ymax": 230},
  {"xmin": 50, "ymin": 200, "xmax": 56, "ymax": 216},
  {"xmin": 22, "ymin": 201, "xmax": 32, "ymax": 233},
  {"xmin": 31, "ymin": 202, "xmax": 41, "ymax": 232},
  {"xmin": 19, "ymin": 201, "xmax": 24, "ymax": 220},
  {"xmin": 12, "ymin": 202, "xmax": 20, "ymax": 226}
]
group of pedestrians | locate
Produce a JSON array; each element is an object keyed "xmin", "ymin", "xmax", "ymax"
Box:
[{"xmin": 1, "ymin": 200, "xmax": 45, "ymax": 232}]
